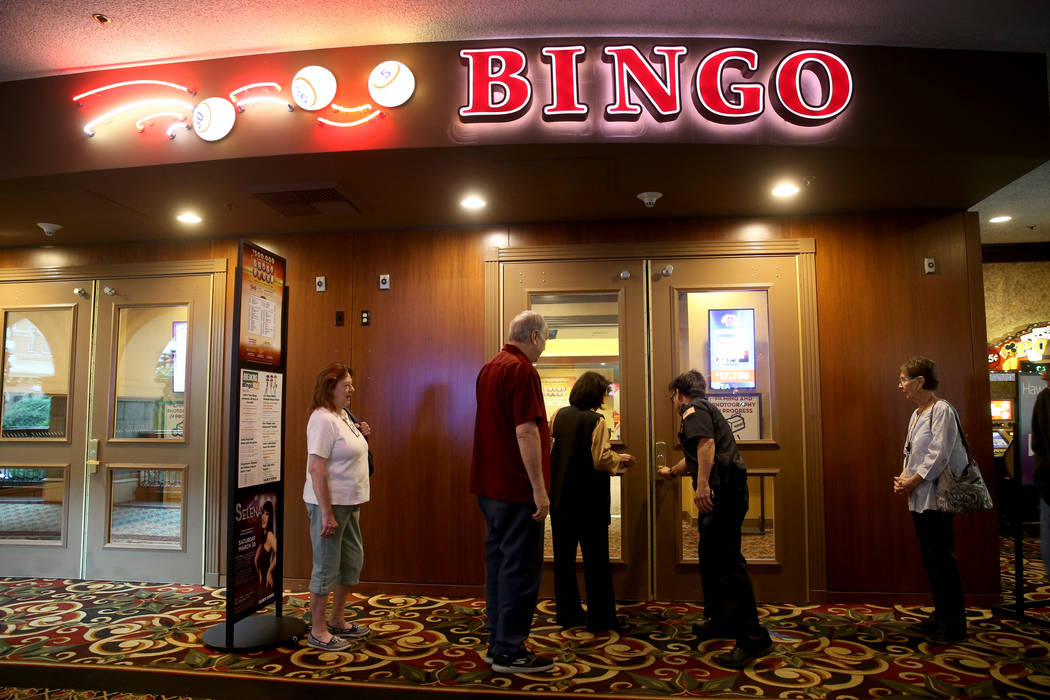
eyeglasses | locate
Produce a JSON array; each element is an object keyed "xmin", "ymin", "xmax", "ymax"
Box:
[{"xmin": 898, "ymin": 376, "xmax": 917, "ymax": 386}]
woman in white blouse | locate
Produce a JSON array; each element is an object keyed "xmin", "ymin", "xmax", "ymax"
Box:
[
  {"xmin": 303, "ymin": 363, "xmax": 372, "ymax": 651},
  {"xmin": 893, "ymin": 356, "xmax": 969, "ymax": 645}
]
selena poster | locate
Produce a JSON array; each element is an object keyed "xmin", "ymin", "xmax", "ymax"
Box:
[
  {"xmin": 238, "ymin": 243, "xmax": 285, "ymax": 366},
  {"xmin": 231, "ymin": 488, "xmax": 279, "ymax": 617}
]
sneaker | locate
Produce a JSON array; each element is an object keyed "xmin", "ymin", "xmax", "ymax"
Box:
[
  {"xmin": 307, "ymin": 633, "xmax": 352, "ymax": 651},
  {"xmin": 328, "ymin": 622, "xmax": 369, "ymax": 638},
  {"xmin": 482, "ymin": 646, "xmax": 494, "ymax": 664},
  {"xmin": 491, "ymin": 651, "xmax": 555, "ymax": 674}
]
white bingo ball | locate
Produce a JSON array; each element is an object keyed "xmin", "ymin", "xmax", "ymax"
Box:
[
  {"xmin": 292, "ymin": 65, "xmax": 338, "ymax": 111},
  {"xmin": 192, "ymin": 97, "xmax": 237, "ymax": 141},
  {"xmin": 368, "ymin": 60, "xmax": 415, "ymax": 108}
]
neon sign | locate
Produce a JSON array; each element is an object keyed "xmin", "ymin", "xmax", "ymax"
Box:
[
  {"xmin": 459, "ymin": 44, "xmax": 853, "ymax": 125},
  {"xmin": 75, "ymin": 62, "xmax": 410, "ymax": 142}
]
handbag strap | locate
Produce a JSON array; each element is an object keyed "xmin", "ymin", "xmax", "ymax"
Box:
[
  {"xmin": 935, "ymin": 399, "xmax": 971, "ymax": 460},
  {"xmin": 343, "ymin": 408, "xmax": 369, "ymax": 443}
]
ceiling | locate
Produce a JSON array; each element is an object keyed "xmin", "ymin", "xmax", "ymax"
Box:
[{"xmin": 1, "ymin": 0, "xmax": 1048, "ymax": 248}]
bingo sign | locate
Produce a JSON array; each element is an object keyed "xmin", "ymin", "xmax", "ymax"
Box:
[{"xmin": 709, "ymin": 309, "xmax": 756, "ymax": 390}]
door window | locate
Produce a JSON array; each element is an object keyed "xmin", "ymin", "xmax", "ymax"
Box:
[
  {"xmin": 0, "ymin": 465, "xmax": 67, "ymax": 544},
  {"xmin": 2, "ymin": 308, "xmax": 75, "ymax": 439},
  {"xmin": 531, "ymin": 291, "xmax": 625, "ymax": 561},
  {"xmin": 106, "ymin": 465, "xmax": 185, "ymax": 549},
  {"xmin": 113, "ymin": 306, "xmax": 188, "ymax": 440},
  {"xmin": 679, "ymin": 471, "xmax": 777, "ymax": 562},
  {"xmin": 677, "ymin": 289, "xmax": 772, "ymax": 441}
]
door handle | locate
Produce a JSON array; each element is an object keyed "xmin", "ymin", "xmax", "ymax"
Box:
[
  {"xmin": 86, "ymin": 438, "xmax": 105, "ymax": 474},
  {"xmin": 654, "ymin": 441, "xmax": 668, "ymax": 482}
]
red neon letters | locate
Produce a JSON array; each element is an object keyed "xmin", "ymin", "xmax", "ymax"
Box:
[{"xmin": 459, "ymin": 44, "xmax": 852, "ymax": 125}]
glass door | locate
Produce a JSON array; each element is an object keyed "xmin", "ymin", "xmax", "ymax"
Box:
[
  {"xmin": 650, "ymin": 255, "xmax": 808, "ymax": 602},
  {"xmin": 85, "ymin": 275, "xmax": 213, "ymax": 583},
  {"xmin": 503, "ymin": 260, "xmax": 650, "ymax": 600},
  {"xmin": 0, "ymin": 281, "xmax": 92, "ymax": 578}
]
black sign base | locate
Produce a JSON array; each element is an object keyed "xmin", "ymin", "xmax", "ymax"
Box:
[{"xmin": 202, "ymin": 614, "xmax": 307, "ymax": 652}]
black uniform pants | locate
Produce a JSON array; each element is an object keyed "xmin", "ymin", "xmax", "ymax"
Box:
[{"xmin": 697, "ymin": 475, "xmax": 771, "ymax": 651}]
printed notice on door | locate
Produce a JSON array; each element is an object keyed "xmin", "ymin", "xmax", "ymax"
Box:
[
  {"xmin": 708, "ymin": 393, "xmax": 761, "ymax": 441},
  {"xmin": 238, "ymin": 369, "xmax": 283, "ymax": 488},
  {"xmin": 238, "ymin": 243, "xmax": 285, "ymax": 366}
]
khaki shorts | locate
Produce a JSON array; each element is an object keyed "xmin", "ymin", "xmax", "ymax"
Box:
[{"xmin": 306, "ymin": 503, "xmax": 363, "ymax": 594}]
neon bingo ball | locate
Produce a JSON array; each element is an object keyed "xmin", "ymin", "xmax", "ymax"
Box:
[
  {"xmin": 292, "ymin": 66, "xmax": 338, "ymax": 111},
  {"xmin": 192, "ymin": 97, "xmax": 237, "ymax": 141},
  {"xmin": 368, "ymin": 61, "xmax": 415, "ymax": 108}
]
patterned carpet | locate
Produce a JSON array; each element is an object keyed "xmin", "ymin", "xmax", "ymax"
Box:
[
  {"xmin": 0, "ymin": 535, "xmax": 1048, "ymax": 699},
  {"xmin": 1, "ymin": 573, "xmax": 1050, "ymax": 699}
]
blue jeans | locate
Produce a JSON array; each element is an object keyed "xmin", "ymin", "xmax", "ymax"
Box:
[
  {"xmin": 1041, "ymin": 500, "xmax": 1050, "ymax": 581},
  {"xmin": 477, "ymin": 495, "xmax": 544, "ymax": 656}
]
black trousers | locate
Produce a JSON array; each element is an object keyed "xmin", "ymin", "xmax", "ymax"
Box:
[
  {"xmin": 697, "ymin": 476, "xmax": 771, "ymax": 650},
  {"xmin": 551, "ymin": 505, "xmax": 617, "ymax": 628},
  {"xmin": 911, "ymin": 509, "xmax": 966, "ymax": 631}
]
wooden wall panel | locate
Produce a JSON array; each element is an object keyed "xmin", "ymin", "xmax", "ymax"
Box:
[
  {"xmin": 347, "ymin": 227, "xmax": 493, "ymax": 587},
  {"xmin": 0, "ymin": 209, "xmax": 998, "ymax": 599}
]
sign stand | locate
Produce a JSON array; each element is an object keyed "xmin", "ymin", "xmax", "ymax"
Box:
[
  {"xmin": 991, "ymin": 511, "xmax": 1050, "ymax": 628},
  {"xmin": 203, "ymin": 241, "xmax": 305, "ymax": 651}
]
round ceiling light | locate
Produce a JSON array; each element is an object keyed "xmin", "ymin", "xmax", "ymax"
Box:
[
  {"xmin": 461, "ymin": 195, "xmax": 486, "ymax": 209},
  {"xmin": 772, "ymin": 183, "xmax": 800, "ymax": 197},
  {"xmin": 368, "ymin": 61, "xmax": 416, "ymax": 108},
  {"xmin": 988, "ymin": 215, "xmax": 1012, "ymax": 223},
  {"xmin": 177, "ymin": 212, "xmax": 202, "ymax": 224}
]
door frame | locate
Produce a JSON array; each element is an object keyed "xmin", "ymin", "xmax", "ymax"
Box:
[
  {"xmin": 0, "ymin": 259, "xmax": 227, "ymax": 584},
  {"xmin": 485, "ymin": 239, "xmax": 826, "ymax": 601}
]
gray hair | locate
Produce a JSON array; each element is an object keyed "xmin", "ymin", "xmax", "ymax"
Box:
[{"xmin": 508, "ymin": 310, "xmax": 547, "ymax": 343}]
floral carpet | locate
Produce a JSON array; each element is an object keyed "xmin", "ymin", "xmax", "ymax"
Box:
[{"xmin": 1, "ymin": 575, "xmax": 1050, "ymax": 699}]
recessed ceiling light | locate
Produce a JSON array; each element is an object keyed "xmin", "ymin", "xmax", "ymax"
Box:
[
  {"xmin": 988, "ymin": 215, "xmax": 1012, "ymax": 223},
  {"xmin": 461, "ymin": 195, "xmax": 486, "ymax": 209},
  {"xmin": 92, "ymin": 13, "xmax": 111, "ymax": 25},
  {"xmin": 772, "ymin": 183, "xmax": 800, "ymax": 197},
  {"xmin": 176, "ymin": 212, "xmax": 202, "ymax": 224}
]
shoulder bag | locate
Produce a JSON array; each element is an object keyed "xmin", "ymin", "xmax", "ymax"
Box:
[{"xmin": 934, "ymin": 402, "xmax": 993, "ymax": 514}]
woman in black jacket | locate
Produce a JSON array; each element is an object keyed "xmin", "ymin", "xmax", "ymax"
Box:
[{"xmin": 549, "ymin": 371, "xmax": 633, "ymax": 633}]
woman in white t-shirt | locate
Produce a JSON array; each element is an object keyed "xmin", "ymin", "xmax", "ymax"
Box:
[{"xmin": 304, "ymin": 362, "xmax": 371, "ymax": 650}]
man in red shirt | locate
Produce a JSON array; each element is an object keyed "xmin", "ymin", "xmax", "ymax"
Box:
[{"xmin": 470, "ymin": 310, "xmax": 554, "ymax": 674}]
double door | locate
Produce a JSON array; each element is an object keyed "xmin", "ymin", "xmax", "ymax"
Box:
[
  {"xmin": 0, "ymin": 273, "xmax": 216, "ymax": 583},
  {"xmin": 502, "ymin": 246, "xmax": 818, "ymax": 601}
]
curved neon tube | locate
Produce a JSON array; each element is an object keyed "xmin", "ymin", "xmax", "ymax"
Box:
[
  {"xmin": 83, "ymin": 98, "xmax": 196, "ymax": 136},
  {"xmin": 235, "ymin": 96, "xmax": 294, "ymax": 112},
  {"xmin": 330, "ymin": 102, "xmax": 373, "ymax": 113},
  {"xmin": 229, "ymin": 82, "xmax": 282, "ymax": 102},
  {"xmin": 135, "ymin": 112, "xmax": 187, "ymax": 132},
  {"xmin": 317, "ymin": 110, "xmax": 384, "ymax": 128},
  {"xmin": 73, "ymin": 80, "xmax": 195, "ymax": 104},
  {"xmin": 166, "ymin": 122, "xmax": 192, "ymax": 140}
]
